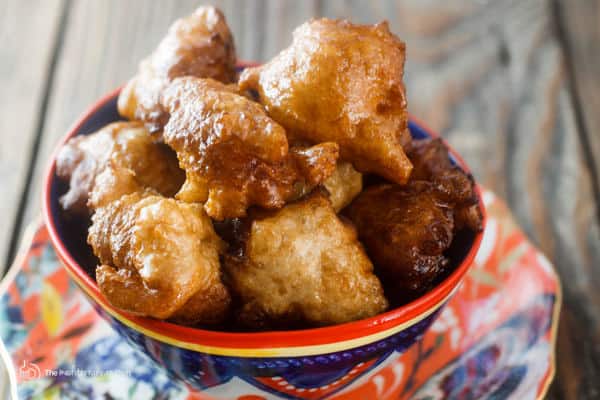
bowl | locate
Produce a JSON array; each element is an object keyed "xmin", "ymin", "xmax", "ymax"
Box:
[{"xmin": 42, "ymin": 83, "xmax": 485, "ymax": 399}]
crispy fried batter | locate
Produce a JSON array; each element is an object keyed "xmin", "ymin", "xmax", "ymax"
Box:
[
  {"xmin": 89, "ymin": 193, "xmax": 230, "ymax": 325},
  {"xmin": 239, "ymin": 18, "xmax": 412, "ymax": 183},
  {"xmin": 323, "ymin": 162, "xmax": 363, "ymax": 212},
  {"xmin": 407, "ymin": 138, "xmax": 483, "ymax": 231},
  {"xmin": 56, "ymin": 122, "xmax": 184, "ymax": 214},
  {"xmin": 223, "ymin": 191, "xmax": 388, "ymax": 329},
  {"xmin": 161, "ymin": 77, "xmax": 339, "ymax": 219},
  {"xmin": 345, "ymin": 183, "xmax": 455, "ymax": 303},
  {"xmin": 292, "ymin": 161, "xmax": 362, "ymax": 212},
  {"xmin": 346, "ymin": 140, "xmax": 483, "ymax": 303},
  {"xmin": 118, "ymin": 6, "xmax": 236, "ymax": 132}
]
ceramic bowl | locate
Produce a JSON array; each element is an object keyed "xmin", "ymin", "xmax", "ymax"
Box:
[{"xmin": 42, "ymin": 81, "xmax": 485, "ymax": 399}]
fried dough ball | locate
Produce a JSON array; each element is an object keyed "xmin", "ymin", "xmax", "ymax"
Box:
[
  {"xmin": 118, "ymin": 6, "xmax": 236, "ymax": 132},
  {"xmin": 56, "ymin": 122, "xmax": 184, "ymax": 214},
  {"xmin": 224, "ymin": 191, "xmax": 388, "ymax": 329},
  {"xmin": 89, "ymin": 192, "xmax": 230, "ymax": 325},
  {"xmin": 346, "ymin": 140, "xmax": 483, "ymax": 303},
  {"xmin": 239, "ymin": 18, "xmax": 412, "ymax": 184},
  {"xmin": 407, "ymin": 138, "xmax": 483, "ymax": 231},
  {"xmin": 323, "ymin": 162, "xmax": 363, "ymax": 212},
  {"xmin": 292, "ymin": 161, "xmax": 362, "ymax": 212},
  {"xmin": 161, "ymin": 77, "xmax": 339, "ymax": 220},
  {"xmin": 345, "ymin": 183, "xmax": 455, "ymax": 303}
]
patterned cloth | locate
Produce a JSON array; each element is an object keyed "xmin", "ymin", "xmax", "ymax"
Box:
[{"xmin": 0, "ymin": 189, "xmax": 559, "ymax": 399}]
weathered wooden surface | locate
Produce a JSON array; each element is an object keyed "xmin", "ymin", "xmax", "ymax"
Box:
[
  {"xmin": 3, "ymin": 0, "xmax": 600, "ymax": 398},
  {"xmin": 552, "ymin": 1, "xmax": 600, "ymax": 398},
  {"xmin": 555, "ymin": 0, "xmax": 600, "ymax": 193},
  {"xmin": 0, "ymin": 0, "xmax": 65, "ymax": 270},
  {"xmin": 392, "ymin": 2, "xmax": 600, "ymax": 396}
]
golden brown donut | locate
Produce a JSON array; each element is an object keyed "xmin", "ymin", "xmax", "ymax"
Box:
[
  {"xmin": 224, "ymin": 191, "xmax": 388, "ymax": 329},
  {"xmin": 56, "ymin": 121, "xmax": 184, "ymax": 214},
  {"xmin": 89, "ymin": 192, "xmax": 230, "ymax": 325},
  {"xmin": 239, "ymin": 18, "xmax": 412, "ymax": 184},
  {"xmin": 118, "ymin": 6, "xmax": 236, "ymax": 132},
  {"xmin": 161, "ymin": 77, "xmax": 339, "ymax": 220}
]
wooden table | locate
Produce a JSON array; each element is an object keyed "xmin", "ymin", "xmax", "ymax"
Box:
[{"xmin": 1, "ymin": 1, "xmax": 598, "ymax": 398}]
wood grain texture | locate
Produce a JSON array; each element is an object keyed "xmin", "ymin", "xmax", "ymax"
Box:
[
  {"xmin": 389, "ymin": 1, "xmax": 600, "ymax": 398},
  {"xmin": 8, "ymin": 0, "xmax": 600, "ymax": 398},
  {"xmin": 0, "ymin": 0, "xmax": 65, "ymax": 270},
  {"xmin": 555, "ymin": 0, "xmax": 600, "ymax": 193}
]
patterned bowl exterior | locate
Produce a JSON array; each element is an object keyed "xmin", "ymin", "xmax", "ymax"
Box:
[
  {"xmin": 93, "ymin": 298, "xmax": 444, "ymax": 397},
  {"xmin": 42, "ymin": 84, "xmax": 485, "ymax": 399}
]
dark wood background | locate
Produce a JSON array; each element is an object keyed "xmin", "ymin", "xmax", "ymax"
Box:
[{"xmin": 1, "ymin": 1, "xmax": 599, "ymax": 398}]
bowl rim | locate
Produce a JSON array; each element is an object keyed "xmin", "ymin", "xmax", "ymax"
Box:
[{"xmin": 42, "ymin": 74, "xmax": 486, "ymax": 356}]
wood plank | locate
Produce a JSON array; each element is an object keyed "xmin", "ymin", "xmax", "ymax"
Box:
[
  {"xmin": 13, "ymin": 0, "xmax": 600, "ymax": 397},
  {"xmin": 0, "ymin": 0, "xmax": 65, "ymax": 271},
  {"xmin": 555, "ymin": 0, "xmax": 600, "ymax": 192},
  {"xmin": 387, "ymin": 1, "xmax": 600, "ymax": 398}
]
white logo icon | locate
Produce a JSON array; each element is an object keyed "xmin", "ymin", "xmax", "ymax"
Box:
[{"xmin": 18, "ymin": 360, "xmax": 41, "ymax": 379}]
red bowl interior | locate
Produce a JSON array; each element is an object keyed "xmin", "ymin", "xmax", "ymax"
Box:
[{"xmin": 42, "ymin": 86, "xmax": 486, "ymax": 351}]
